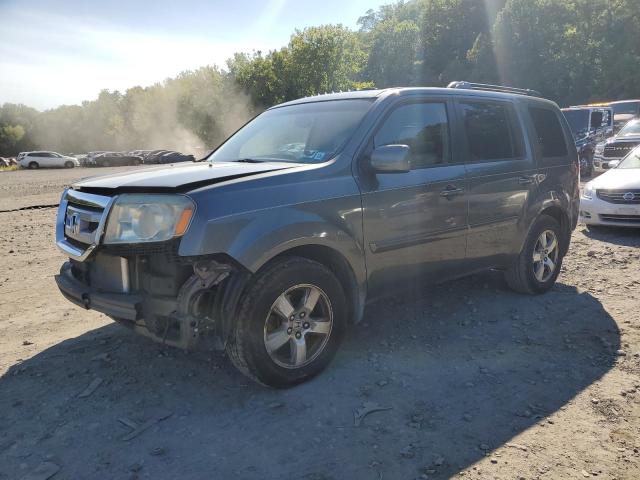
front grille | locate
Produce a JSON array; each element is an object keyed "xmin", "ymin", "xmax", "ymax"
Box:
[
  {"xmin": 596, "ymin": 189, "xmax": 640, "ymax": 204},
  {"xmin": 603, "ymin": 143, "xmax": 638, "ymax": 158},
  {"xmin": 57, "ymin": 189, "xmax": 114, "ymax": 260},
  {"xmin": 102, "ymin": 238, "xmax": 182, "ymax": 261},
  {"xmin": 599, "ymin": 214, "xmax": 640, "ymax": 224}
]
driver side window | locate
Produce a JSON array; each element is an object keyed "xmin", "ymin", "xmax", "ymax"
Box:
[{"xmin": 374, "ymin": 102, "xmax": 451, "ymax": 169}]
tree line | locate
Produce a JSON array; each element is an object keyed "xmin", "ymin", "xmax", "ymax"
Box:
[{"xmin": 1, "ymin": 0, "xmax": 638, "ymax": 156}]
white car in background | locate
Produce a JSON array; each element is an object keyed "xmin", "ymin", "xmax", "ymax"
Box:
[
  {"xmin": 17, "ymin": 151, "xmax": 80, "ymax": 169},
  {"xmin": 580, "ymin": 145, "xmax": 640, "ymax": 227}
]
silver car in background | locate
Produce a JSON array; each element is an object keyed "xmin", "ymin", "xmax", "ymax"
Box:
[{"xmin": 581, "ymin": 144, "xmax": 640, "ymax": 227}]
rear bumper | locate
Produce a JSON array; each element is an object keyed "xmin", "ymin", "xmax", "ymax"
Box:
[{"xmin": 55, "ymin": 262, "xmax": 142, "ymax": 320}]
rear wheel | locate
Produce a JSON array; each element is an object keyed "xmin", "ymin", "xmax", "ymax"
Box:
[
  {"xmin": 505, "ymin": 215, "xmax": 564, "ymax": 294},
  {"xmin": 226, "ymin": 257, "xmax": 347, "ymax": 388},
  {"xmin": 28, "ymin": 161, "xmax": 39, "ymax": 169}
]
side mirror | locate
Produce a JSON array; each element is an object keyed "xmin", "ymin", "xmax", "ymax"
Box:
[{"xmin": 369, "ymin": 145, "xmax": 411, "ymax": 173}]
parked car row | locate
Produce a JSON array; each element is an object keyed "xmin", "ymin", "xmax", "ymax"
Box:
[{"xmin": 15, "ymin": 149, "xmax": 196, "ymax": 169}]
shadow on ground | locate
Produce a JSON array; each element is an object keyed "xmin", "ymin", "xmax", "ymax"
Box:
[
  {"xmin": 0, "ymin": 271, "xmax": 620, "ymax": 480},
  {"xmin": 581, "ymin": 225, "xmax": 640, "ymax": 247}
]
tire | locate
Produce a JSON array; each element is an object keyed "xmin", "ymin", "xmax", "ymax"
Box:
[
  {"xmin": 28, "ymin": 161, "xmax": 39, "ymax": 169},
  {"xmin": 132, "ymin": 158, "xmax": 141, "ymax": 166},
  {"xmin": 226, "ymin": 256, "xmax": 347, "ymax": 388},
  {"xmin": 505, "ymin": 215, "xmax": 564, "ymax": 294},
  {"xmin": 64, "ymin": 161, "xmax": 74, "ymax": 168}
]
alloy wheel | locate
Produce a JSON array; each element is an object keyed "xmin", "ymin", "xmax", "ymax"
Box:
[
  {"xmin": 263, "ymin": 284, "xmax": 333, "ymax": 369},
  {"xmin": 532, "ymin": 230, "xmax": 559, "ymax": 282}
]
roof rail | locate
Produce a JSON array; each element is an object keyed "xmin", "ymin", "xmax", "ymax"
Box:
[{"xmin": 447, "ymin": 81, "xmax": 542, "ymax": 97}]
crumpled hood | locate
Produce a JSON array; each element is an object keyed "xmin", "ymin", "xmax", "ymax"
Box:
[
  {"xmin": 590, "ymin": 168, "xmax": 640, "ymax": 190},
  {"xmin": 73, "ymin": 161, "xmax": 298, "ymax": 192}
]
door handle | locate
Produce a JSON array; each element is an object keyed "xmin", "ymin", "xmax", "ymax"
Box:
[
  {"xmin": 440, "ymin": 185, "xmax": 465, "ymax": 198},
  {"xmin": 518, "ymin": 175, "xmax": 536, "ymax": 185}
]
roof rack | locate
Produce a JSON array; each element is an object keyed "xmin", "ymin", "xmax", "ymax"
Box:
[{"xmin": 447, "ymin": 81, "xmax": 542, "ymax": 97}]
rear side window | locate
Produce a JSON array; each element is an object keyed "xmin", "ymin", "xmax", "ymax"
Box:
[
  {"xmin": 529, "ymin": 107, "xmax": 568, "ymax": 158},
  {"xmin": 374, "ymin": 102, "xmax": 451, "ymax": 168},
  {"xmin": 460, "ymin": 101, "xmax": 523, "ymax": 161}
]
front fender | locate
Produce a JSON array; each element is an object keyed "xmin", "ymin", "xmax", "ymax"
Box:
[{"xmin": 179, "ymin": 198, "xmax": 366, "ymax": 285}]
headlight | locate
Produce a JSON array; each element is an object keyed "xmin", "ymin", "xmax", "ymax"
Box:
[
  {"xmin": 582, "ymin": 182, "xmax": 594, "ymax": 200},
  {"xmin": 594, "ymin": 143, "xmax": 605, "ymax": 155},
  {"xmin": 103, "ymin": 194, "xmax": 195, "ymax": 244}
]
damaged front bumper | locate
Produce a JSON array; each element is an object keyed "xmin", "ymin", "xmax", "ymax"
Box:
[
  {"xmin": 55, "ymin": 188, "xmax": 249, "ymax": 350},
  {"xmin": 56, "ymin": 261, "xmax": 142, "ymax": 320},
  {"xmin": 55, "ymin": 254, "xmax": 248, "ymax": 351}
]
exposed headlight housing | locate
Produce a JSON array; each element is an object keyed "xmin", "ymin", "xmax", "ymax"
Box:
[
  {"xmin": 104, "ymin": 194, "xmax": 195, "ymax": 244},
  {"xmin": 582, "ymin": 182, "xmax": 594, "ymax": 200}
]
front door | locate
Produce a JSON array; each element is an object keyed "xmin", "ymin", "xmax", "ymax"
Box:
[{"xmin": 358, "ymin": 99, "xmax": 468, "ymax": 299}]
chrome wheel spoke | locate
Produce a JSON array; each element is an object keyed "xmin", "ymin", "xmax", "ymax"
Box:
[
  {"xmin": 265, "ymin": 327, "xmax": 290, "ymax": 352},
  {"xmin": 544, "ymin": 257, "xmax": 555, "ymax": 273},
  {"xmin": 302, "ymin": 287, "xmax": 321, "ymax": 313},
  {"xmin": 534, "ymin": 262, "xmax": 545, "ymax": 281},
  {"xmin": 291, "ymin": 338, "xmax": 307, "ymax": 365},
  {"xmin": 273, "ymin": 293, "xmax": 295, "ymax": 320},
  {"xmin": 307, "ymin": 320, "xmax": 331, "ymax": 335}
]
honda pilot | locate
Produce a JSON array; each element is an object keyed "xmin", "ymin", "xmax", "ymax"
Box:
[{"xmin": 55, "ymin": 83, "xmax": 579, "ymax": 387}]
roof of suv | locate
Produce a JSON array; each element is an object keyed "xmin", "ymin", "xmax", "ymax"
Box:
[{"xmin": 274, "ymin": 87, "xmax": 558, "ymax": 109}]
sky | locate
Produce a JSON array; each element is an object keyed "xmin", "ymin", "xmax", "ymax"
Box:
[{"xmin": 0, "ymin": 0, "xmax": 388, "ymax": 110}]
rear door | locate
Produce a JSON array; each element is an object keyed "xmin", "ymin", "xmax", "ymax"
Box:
[
  {"xmin": 359, "ymin": 97, "xmax": 468, "ymax": 299},
  {"xmin": 456, "ymin": 98, "xmax": 536, "ymax": 267},
  {"xmin": 38, "ymin": 152, "xmax": 55, "ymax": 167}
]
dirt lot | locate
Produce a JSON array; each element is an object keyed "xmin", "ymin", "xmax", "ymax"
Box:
[{"xmin": 1, "ymin": 168, "xmax": 639, "ymax": 480}]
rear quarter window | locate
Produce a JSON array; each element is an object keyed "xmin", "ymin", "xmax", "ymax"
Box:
[
  {"xmin": 459, "ymin": 101, "xmax": 524, "ymax": 162},
  {"xmin": 528, "ymin": 107, "xmax": 569, "ymax": 162}
]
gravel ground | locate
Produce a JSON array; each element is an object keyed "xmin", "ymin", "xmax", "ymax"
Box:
[
  {"xmin": 0, "ymin": 166, "xmax": 153, "ymax": 211},
  {"xmin": 0, "ymin": 169, "xmax": 639, "ymax": 480}
]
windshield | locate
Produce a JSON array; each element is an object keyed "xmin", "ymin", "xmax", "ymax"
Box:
[
  {"xmin": 562, "ymin": 110, "xmax": 589, "ymax": 136},
  {"xmin": 208, "ymin": 99, "xmax": 373, "ymax": 164},
  {"xmin": 612, "ymin": 102, "xmax": 639, "ymax": 115},
  {"xmin": 617, "ymin": 120, "xmax": 640, "ymax": 137},
  {"xmin": 619, "ymin": 146, "xmax": 640, "ymax": 169}
]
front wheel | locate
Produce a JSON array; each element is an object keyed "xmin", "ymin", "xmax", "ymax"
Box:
[
  {"xmin": 64, "ymin": 161, "xmax": 75, "ymax": 168},
  {"xmin": 28, "ymin": 161, "xmax": 39, "ymax": 169},
  {"xmin": 505, "ymin": 215, "xmax": 564, "ymax": 294},
  {"xmin": 226, "ymin": 257, "xmax": 347, "ymax": 388}
]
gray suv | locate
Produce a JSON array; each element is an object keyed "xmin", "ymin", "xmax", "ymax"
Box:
[{"xmin": 55, "ymin": 83, "xmax": 579, "ymax": 387}]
